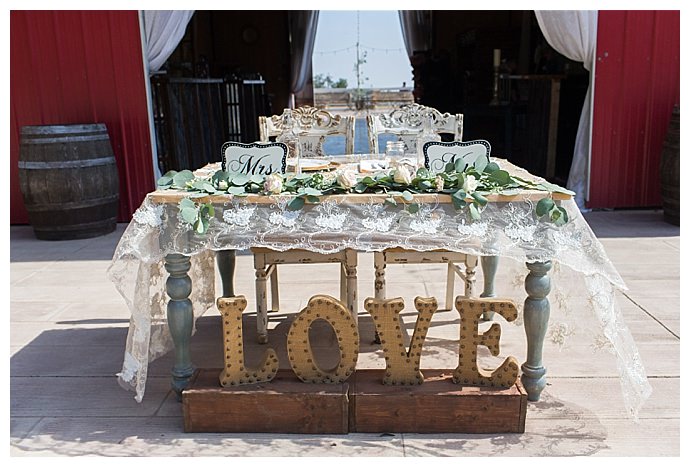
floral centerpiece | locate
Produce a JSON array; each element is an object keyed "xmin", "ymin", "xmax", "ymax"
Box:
[{"xmin": 156, "ymin": 160, "xmax": 574, "ymax": 235}]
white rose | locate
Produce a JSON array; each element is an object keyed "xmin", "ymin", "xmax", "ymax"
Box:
[
  {"xmin": 393, "ymin": 165, "xmax": 413, "ymax": 185},
  {"xmin": 263, "ymin": 173, "xmax": 283, "ymax": 194},
  {"xmin": 435, "ymin": 175, "xmax": 444, "ymax": 192},
  {"xmin": 463, "ymin": 174, "xmax": 478, "ymax": 194},
  {"xmin": 336, "ymin": 169, "xmax": 358, "ymax": 189}
]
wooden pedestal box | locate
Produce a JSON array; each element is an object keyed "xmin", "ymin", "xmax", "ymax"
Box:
[
  {"xmin": 350, "ymin": 369, "xmax": 527, "ymax": 433},
  {"xmin": 183, "ymin": 368, "xmax": 527, "ymax": 434},
  {"xmin": 183, "ymin": 369, "xmax": 349, "ymax": 433}
]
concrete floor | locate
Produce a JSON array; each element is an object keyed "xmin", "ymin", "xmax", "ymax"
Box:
[{"xmin": 9, "ymin": 209, "xmax": 680, "ymax": 456}]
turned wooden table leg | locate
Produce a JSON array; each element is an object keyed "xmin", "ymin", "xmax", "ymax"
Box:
[
  {"xmin": 521, "ymin": 260, "xmax": 552, "ymax": 402},
  {"xmin": 480, "ymin": 256, "xmax": 499, "ymax": 321},
  {"xmin": 164, "ymin": 253, "xmax": 195, "ymax": 400},
  {"xmin": 216, "ymin": 249, "xmax": 236, "ymax": 298},
  {"xmin": 373, "ymin": 252, "xmax": 386, "ymax": 344}
]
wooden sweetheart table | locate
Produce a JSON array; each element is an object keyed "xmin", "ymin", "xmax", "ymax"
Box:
[{"xmin": 107, "ymin": 159, "xmax": 651, "ymax": 430}]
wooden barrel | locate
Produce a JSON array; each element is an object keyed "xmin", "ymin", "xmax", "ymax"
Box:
[
  {"xmin": 18, "ymin": 124, "xmax": 120, "ymax": 240},
  {"xmin": 659, "ymin": 106, "xmax": 679, "ymax": 225}
]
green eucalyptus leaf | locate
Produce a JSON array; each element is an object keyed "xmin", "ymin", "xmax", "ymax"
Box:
[
  {"xmin": 473, "ymin": 157, "xmax": 488, "ymax": 174},
  {"xmin": 231, "ymin": 174, "xmax": 249, "ymax": 186},
  {"xmin": 306, "ymin": 195, "xmax": 321, "ymax": 203},
  {"xmin": 303, "ymin": 187, "xmax": 323, "ymax": 196},
  {"xmin": 287, "ymin": 196, "xmax": 305, "ymax": 211},
  {"xmin": 445, "ymin": 162, "xmax": 456, "ymax": 173},
  {"xmin": 419, "ymin": 180, "xmax": 433, "ymax": 190},
  {"xmin": 407, "ymin": 202, "xmax": 420, "ymax": 214},
  {"xmin": 488, "ymin": 169, "xmax": 511, "ymax": 185},
  {"xmin": 212, "ymin": 170, "xmax": 229, "ymax": 182},
  {"xmin": 172, "ymin": 170, "xmax": 194, "ymax": 188},
  {"xmin": 354, "ymin": 182, "xmax": 368, "ymax": 193},
  {"xmin": 537, "ymin": 181, "xmax": 576, "ymax": 195},
  {"xmin": 384, "ymin": 197, "xmax": 397, "ymax": 207},
  {"xmin": 226, "ymin": 186, "xmax": 246, "ymax": 195},
  {"xmin": 559, "ymin": 206, "xmax": 569, "ymax": 223},
  {"xmin": 484, "ymin": 162, "xmax": 500, "ymax": 173},
  {"xmin": 536, "ymin": 197, "xmax": 555, "ymax": 217},
  {"xmin": 179, "ymin": 198, "xmax": 196, "ymax": 209},
  {"xmin": 157, "ymin": 175, "xmax": 174, "ymax": 186},
  {"xmin": 402, "ymin": 190, "xmax": 414, "ymax": 202},
  {"xmin": 451, "ymin": 190, "xmax": 467, "ymax": 210},
  {"xmin": 472, "ymin": 191, "xmax": 488, "ymax": 206},
  {"xmin": 469, "ymin": 202, "xmax": 481, "ymax": 220},
  {"xmin": 180, "ymin": 207, "xmax": 198, "ymax": 224},
  {"xmin": 361, "ymin": 176, "xmax": 376, "ymax": 186}
]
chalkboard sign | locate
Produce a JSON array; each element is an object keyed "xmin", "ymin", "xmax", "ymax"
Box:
[
  {"xmin": 423, "ymin": 140, "xmax": 491, "ymax": 173},
  {"xmin": 221, "ymin": 141, "xmax": 288, "ymax": 176}
]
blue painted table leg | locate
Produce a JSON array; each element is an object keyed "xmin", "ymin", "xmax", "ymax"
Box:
[
  {"xmin": 521, "ymin": 260, "xmax": 551, "ymax": 401},
  {"xmin": 216, "ymin": 250, "xmax": 236, "ymax": 297},
  {"xmin": 480, "ymin": 255, "xmax": 499, "ymax": 321},
  {"xmin": 165, "ymin": 253, "xmax": 195, "ymax": 401}
]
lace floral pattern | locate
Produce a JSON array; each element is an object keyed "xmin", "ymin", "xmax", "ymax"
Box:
[{"xmin": 107, "ymin": 192, "xmax": 651, "ymax": 417}]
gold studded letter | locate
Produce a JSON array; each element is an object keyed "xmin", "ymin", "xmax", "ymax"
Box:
[
  {"xmin": 453, "ymin": 298, "xmax": 519, "ymax": 388},
  {"xmin": 364, "ymin": 296, "xmax": 437, "ymax": 385},
  {"xmin": 287, "ymin": 295, "xmax": 359, "ymax": 384},
  {"xmin": 217, "ymin": 296, "xmax": 278, "ymax": 387}
]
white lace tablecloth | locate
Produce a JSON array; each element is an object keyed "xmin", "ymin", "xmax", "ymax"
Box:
[{"xmin": 107, "ymin": 161, "xmax": 651, "ymax": 417}]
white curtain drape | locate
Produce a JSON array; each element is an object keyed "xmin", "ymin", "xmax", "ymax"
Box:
[
  {"xmin": 535, "ymin": 10, "xmax": 598, "ymax": 208},
  {"xmin": 288, "ymin": 11, "xmax": 319, "ymax": 108},
  {"xmin": 398, "ymin": 10, "xmax": 433, "ymax": 58},
  {"xmin": 143, "ymin": 10, "xmax": 195, "ymax": 73}
]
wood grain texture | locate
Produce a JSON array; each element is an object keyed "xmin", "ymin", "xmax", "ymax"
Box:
[
  {"xmin": 183, "ymin": 369, "xmax": 349, "ymax": 433},
  {"xmin": 350, "ymin": 369, "xmax": 527, "ymax": 433}
]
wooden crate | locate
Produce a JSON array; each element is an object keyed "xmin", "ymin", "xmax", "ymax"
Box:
[
  {"xmin": 183, "ymin": 368, "xmax": 527, "ymax": 434},
  {"xmin": 183, "ymin": 369, "xmax": 349, "ymax": 433},
  {"xmin": 349, "ymin": 369, "xmax": 527, "ymax": 433}
]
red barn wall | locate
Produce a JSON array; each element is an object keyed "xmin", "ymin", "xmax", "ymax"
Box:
[
  {"xmin": 10, "ymin": 10, "xmax": 154, "ymax": 224},
  {"xmin": 589, "ymin": 10, "xmax": 680, "ymax": 209}
]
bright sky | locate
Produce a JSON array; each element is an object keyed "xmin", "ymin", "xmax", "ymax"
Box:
[{"xmin": 312, "ymin": 10, "xmax": 413, "ymax": 89}]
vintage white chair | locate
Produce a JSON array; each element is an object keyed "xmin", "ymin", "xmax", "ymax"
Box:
[
  {"xmin": 367, "ymin": 104, "xmax": 479, "ymax": 313},
  {"xmin": 249, "ymin": 106, "xmax": 358, "ymax": 344},
  {"xmin": 366, "ymin": 102, "xmax": 463, "ymax": 155},
  {"xmin": 259, "ymin": 105, "xmax": 355, "ymax": 158}
]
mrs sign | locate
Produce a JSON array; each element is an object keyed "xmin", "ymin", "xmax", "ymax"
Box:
[{"xmin": 221, "ymin": 141, "xmax": 287, "ymax": 176}]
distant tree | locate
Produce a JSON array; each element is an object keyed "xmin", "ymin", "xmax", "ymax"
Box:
[
  {"xmin": 313, "ymin": 73, "xmax": 330, "ymax": 88},
  {"xmin": 314, "ymin": 73, "xmax": 348, "ymax": 89}
]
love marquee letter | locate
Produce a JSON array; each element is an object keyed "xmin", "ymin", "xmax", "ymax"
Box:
[
  {"xmin": 364, "ymin": 296, "xmax": 438, "ymax": 385},
  {"xmin": 287, "ymin": 295, "xmax": 359, "ymax": 384},
  {"xmin": 453, "ymin": 298, "xmax": 519, "ymax": 388},
  {"xmin": 217, "ymin": 296, "xmax": 279, "ymax": 386}
]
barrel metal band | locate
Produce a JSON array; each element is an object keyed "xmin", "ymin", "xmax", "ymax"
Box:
[
  {"xmin": 18, "ymin": 157, "xmax": 116, "ymax": 169},
  {"xmin": 20, "ymin": 134, "xmax": 110, "ymax": 144},
  {"xmin": 25, "ymin": 194, "xmax": 119, "ymax": 212}
]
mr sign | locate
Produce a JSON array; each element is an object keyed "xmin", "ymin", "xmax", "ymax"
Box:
[
  {"xmin": 423, "ymin": 140, "xmax": 491, "ymax": 173},
  {"xmin": 221, "ymin": 141, "xmax": 288, "ymax": 176}
]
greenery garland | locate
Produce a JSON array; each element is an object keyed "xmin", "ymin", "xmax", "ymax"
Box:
[{"xmin": 156, "ymin": 160, "xmax": 574, "ymax": 235}]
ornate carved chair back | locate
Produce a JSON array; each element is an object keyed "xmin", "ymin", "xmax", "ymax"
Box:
[
  {"xmin": 366, "ymin": 103, "xmax": 464, "ymax": 154},
  {"xmin": 259, "ymin": 106, "xmax": 355, "ymax": 158}
]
